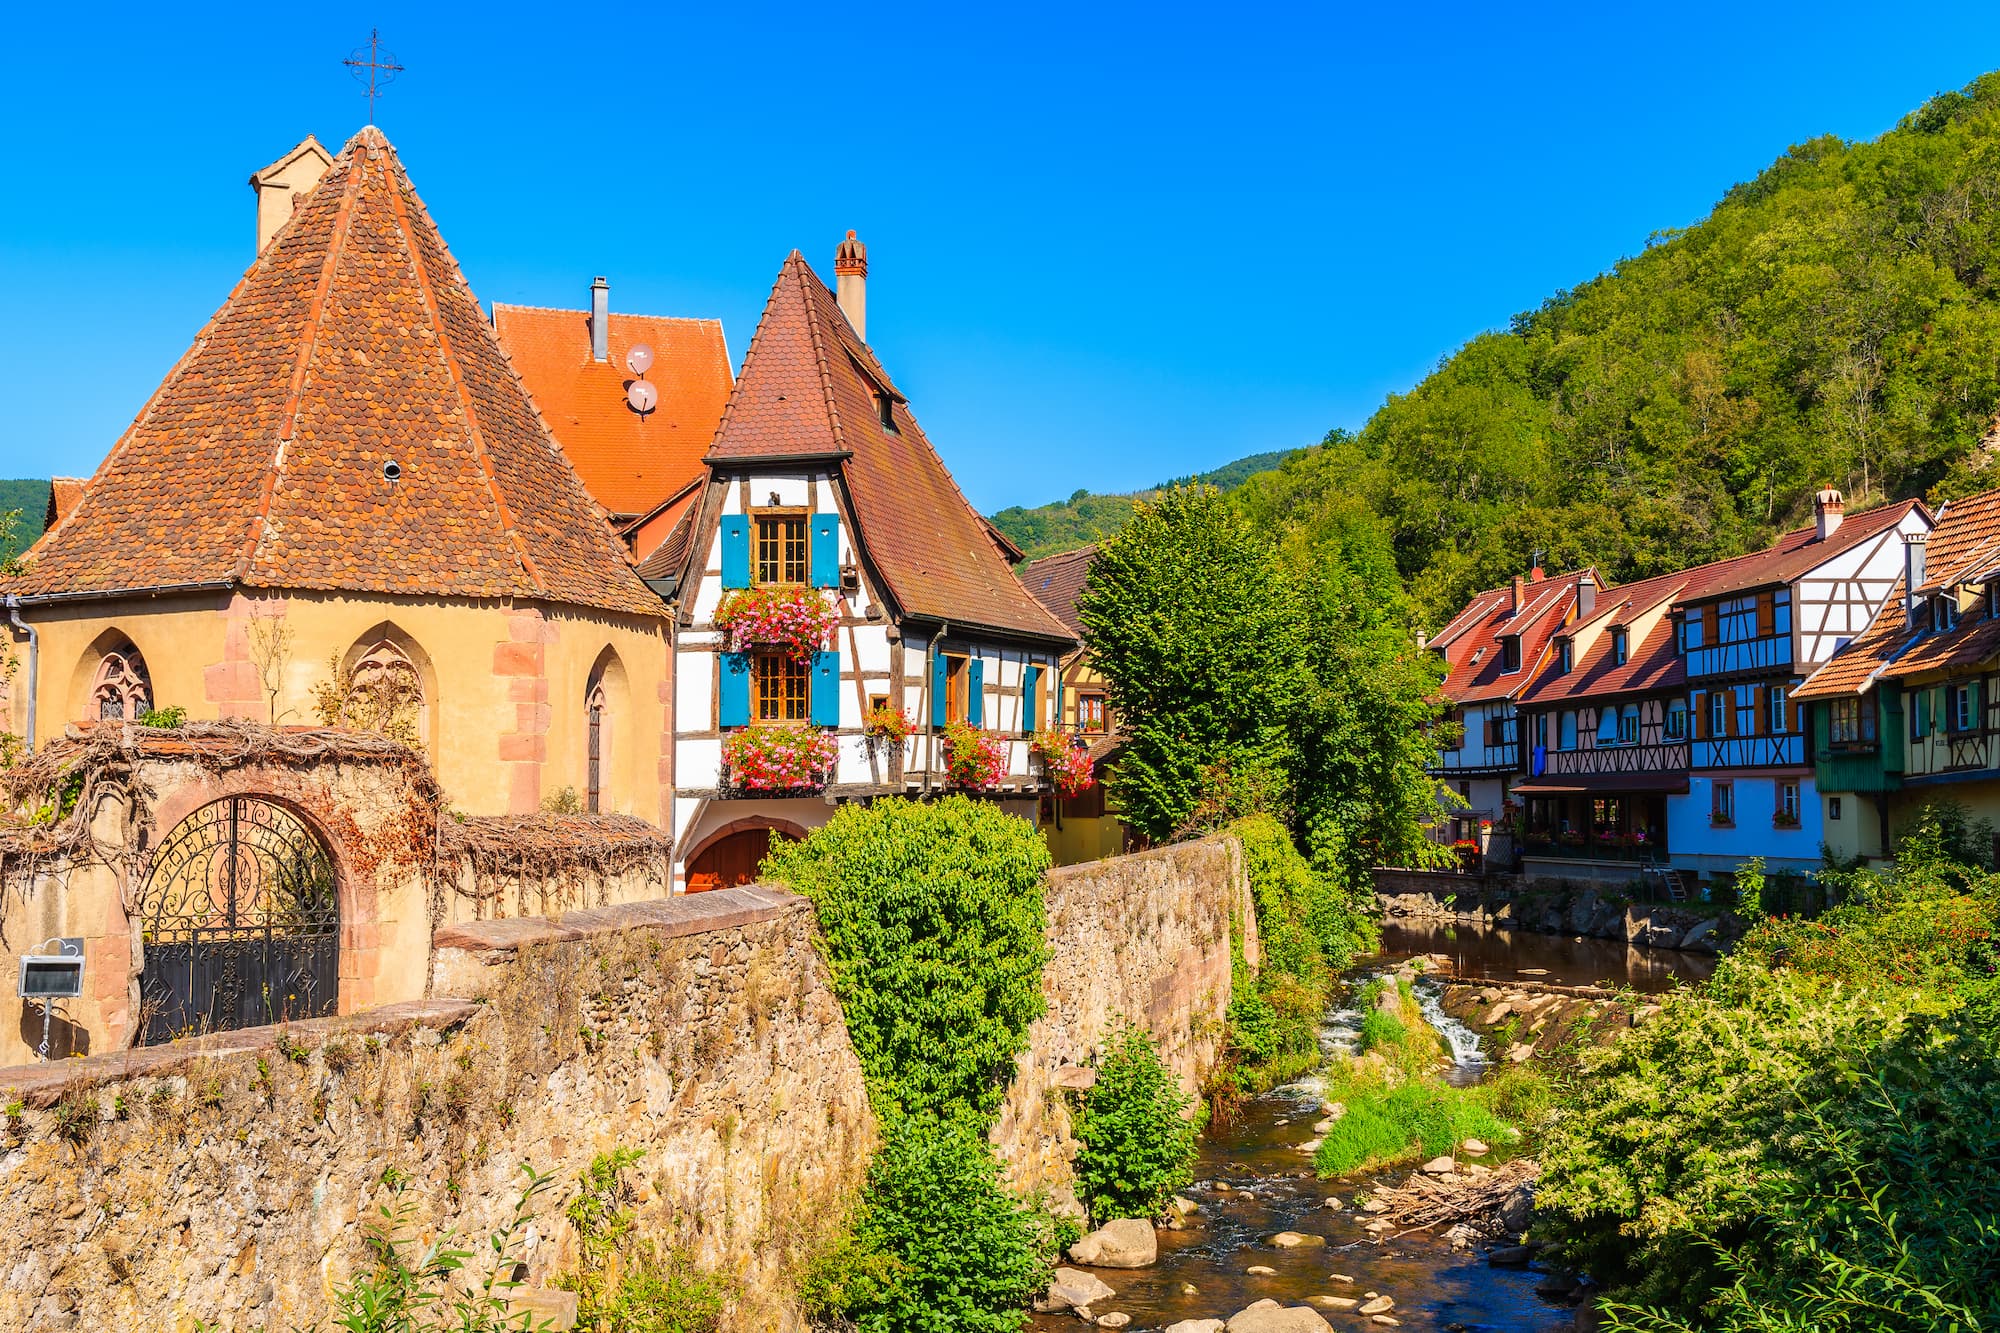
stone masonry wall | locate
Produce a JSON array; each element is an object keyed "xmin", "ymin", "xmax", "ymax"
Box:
[
  {"xmin": 991, "ymin": 834, "xmax": 1258, "ymax": 1216},
  {"xmin": 0, "ymin": 885, "xmax": 872, "ymax": 1333}
]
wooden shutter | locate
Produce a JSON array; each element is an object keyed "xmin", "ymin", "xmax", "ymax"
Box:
[
  {"xmin": 1973, "ymin": 679, "xmax": 1986, "ymax": 732},
  {"xmin": 967, "ymin": 658, "xmax": 986, "ymax": 727},
  {"xmin": 1914, "ymin": 688, "xmax": 1930, "ymax": 739},
  {"xmin": 1756, "ymin": 592, "xmax": 1775, "ymax": 636},
  {"xmin": 720, "ymin": 516, "xmax": 750, "ymax": 589},
  {"xmin": 931, "ymin": 653, "xmax": 950, "ymax": 729},
  {"xmin": 810, "ymin": 513, "xmax": 841, "ymax": 589},
  {"xmin": 1022, "ymin": 665, "xmax": 1041, "ymax": 736},
  {"xmin": 811, "ymin": 650, "xmax": 840, "ymax": 727},
  {"xmin": 1751, "ymin": 685, "xmax": 1766, "ymax": 735},
  {"xmin": 1692, "ymin": 692, "xmax": 1706, "ymax": 739},
  {"xmin": 1703, "ymin": 604, "xmax": 1719, "ymax": 643},
  {"xmin": 719, "ymin": 652, "xmax": 751, "ymax": 727}
]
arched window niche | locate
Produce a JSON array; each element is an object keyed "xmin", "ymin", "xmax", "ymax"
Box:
[
  {"xmin": 585, "ymin": 647, "xmax": 631, "ymax": 815},
  {"xmin": 75, "ymin": 632, "xmax": 154, "ymax": 723},
  {"xmin": 321, "ymin": 624, "xmax": 435, "ymax": 754}
]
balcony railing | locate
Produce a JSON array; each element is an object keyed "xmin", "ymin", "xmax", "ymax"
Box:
[{"xmin": 1520, "ymin": 835, "xmax": 1664, "ymax": 863}]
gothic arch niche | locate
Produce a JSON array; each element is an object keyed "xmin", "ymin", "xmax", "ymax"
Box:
[
  {"xmin": 585, "ymin": 646, "xmax": 632, "ymax": 814},
  {"xmin": 71, "ymin": 630, "xmax": 153, "ymax": 722},
  {"xmin": 331, "ymin": 623, "xmax": 436, "ymax": 754}
]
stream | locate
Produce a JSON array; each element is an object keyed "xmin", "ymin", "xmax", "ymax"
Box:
[{"xmin": 1034, "ymin": 921, "xmax": 1718, "ymax": 1332}]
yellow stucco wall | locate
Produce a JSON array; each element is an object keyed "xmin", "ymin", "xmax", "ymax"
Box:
[{"xmin": 4, "ymin": 588, "xmax": 672, "ymax": 822}]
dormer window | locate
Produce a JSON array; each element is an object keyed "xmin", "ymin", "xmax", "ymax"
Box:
[
  {"xmin": 1556, "ymin": 639, "xmax": 1573, "ymax": 674},
  {"xmin": 1611, "ymin": 628, "xmax": 1629, "ymax": 666},
  {"xmin": 877, "ymin": 390, "xmax": 899, "ymax": 434},
  {"xmin": 1500, "ymin": 635, "xmax": 1521, "ymax": 674},
  {"xmin": 1989, "ymin": 582, "xmax": 1999, "ymax": 619},
  {"xmin": 1935, "ymin": 594, "xmax": 1959, "ymax": 633}
]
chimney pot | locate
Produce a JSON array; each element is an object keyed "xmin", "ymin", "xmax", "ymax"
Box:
[
  {"xmin": 835, "ymin": 230, "xmax": 868, "ymax": 342},
  {"xmin": 1814, "ymin": 486, "xmax": 1846, "ymax": 541},
  {"xmin": 590, "ymin": 276, "xmax": 610, "ymax": 363}
]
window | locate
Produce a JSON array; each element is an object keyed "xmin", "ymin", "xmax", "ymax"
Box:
[
  {"xmin": 1774, "ymin": 590, "xmax": 1792, "ymax": 637},
  {"xmin": 944, "ymin": 654, "xmax": 969, "ymax": 725},
  {"xmin": 1777, "ymin": 781, "xmax": 1801, "ymax": 827},
  {"xmin": 91, "ymin": 644, "xmax": 152, "ymax": 721},
  {"xmin": 1709, "ymin": 691, "xmax": 1728, "ymax": 737},
  {"xmin": 1500, "ymin": 635, "xmax": 1521, "ymax": 673},
  {"xmin": 1830, "ymin": 696, "xmax": 1876, "ymax": 744},
  {"xmin": 1596, "ymin": 708, "xmax": 1619, "ymax": 745},
  {"xmin": 1989, "ymin": 583, "xmax": 1999, "ymax": 619},
  {"xmin": 754, "ymin": 514, "xmax": 808, "ymax": 585},
  {"xmin": 1559, "ymin": 711, "xmax": 1577, "ymax": 750},
  {"xmin": 1611, "ymin": 628, "xmax": 1628, "ymax": 666},
  {"xmin": 1768, "ymin": 685, "xmax": 1788, "ymax": 735},
  {"xmin": 752, "ymin": 652, "xmax": 809, "ymax": 722},
  {"xmin": 1935, "ymin": 595, "xmax": 1959, "ymax": 633},
  {"xmin": 1828, "ymin": 795, "xmax": 1843, "ymax": 822},
  {"xmin": 1618, "ymin": 704, "xmax": 1640, "ymax": 745},
  {"xmin": 1077, "ymin": 692, "xmax": 1108, "ymax": 734},
  {"xmin": 1953, "ymin": 682, "xmax": 1976, "ymax": 732},
  {"xmin": 1665, "ymin": 699, "xmax": 1688, "ymax": 739},
  {"xmin": 1678, "ymin": 614, "xmax": 1702, "ymax": 652},
  {"xmin": 1557, "ymin": 639, "xmax": 1573, "ymax": 674},
  {"xmin": 877, "ymin": 390, "xmax": 899, "ymax": 434},
  {"xmin": 1711, "ymin": 781, "xmax": 1734, "ymax": 826},
  {"xmin": 585, "ymin": 682, "xmax": 607, "ymax": 814},
  {"xmin": 1441, "ymin": 707, "xmax": 1465, "ymax": 751}
]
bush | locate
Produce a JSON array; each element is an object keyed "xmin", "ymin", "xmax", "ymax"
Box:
[
  {"xmin": 1072, "ymin": 1023, "xmax": 1203, "ymax": 1223},
  {"xmin": 555, "ymin": 1150, "xmax": 728, "ymax": 1333},
  {"xmin": 765, "ymin": 797, "xmax": 1051, "ymax": 1121},
  {"xmin": 839, "ymin": 1114, "xmax": 1059, "ymax": 1333}
]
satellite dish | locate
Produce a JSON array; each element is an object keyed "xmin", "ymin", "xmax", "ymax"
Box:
[
  {"xmin": 627, "ymin": 379, "xmax": 658, "ymax": 414},
  {"xmin": 626, "ymin": 343, "xmax": 655, "ymax": 376}
]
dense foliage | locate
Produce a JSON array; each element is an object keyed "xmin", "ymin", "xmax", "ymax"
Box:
[
  {"xmin": 764, "ymin": 796, "xmax": 1050, "ymax": 1121},
  {"xmin": 1536, "ymin": 807, "xmax": 2000, "ymax": 1330},
  {"xmin": 989, "ymin": 450, "xmax": 1304, "ymax": 559},
  {"xmin": 1076, "ymin": 486, "xmax": 1451, "ymax": 890},
  {"xmin": 1071, "ymin": 1023, "xmax": 1202, "ymax": 1223},
  {"xmin": 0, "ymin": 482, "xmax": 46, "ymax": 559}
]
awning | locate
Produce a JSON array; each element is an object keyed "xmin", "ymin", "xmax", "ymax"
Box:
[{"xmin": 1511, "ymin": 772, "xmax": 1689, "ymax": 796}]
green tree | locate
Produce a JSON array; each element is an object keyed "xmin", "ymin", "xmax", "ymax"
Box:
[{"xmin": 1071, "ymin": 1023, "xmax": 1202, "ymax": 1223}]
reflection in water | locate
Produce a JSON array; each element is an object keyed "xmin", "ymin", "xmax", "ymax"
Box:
[{"xmin": 1380, "ymin": 918, "xmax": 1718, "ymax": 992}]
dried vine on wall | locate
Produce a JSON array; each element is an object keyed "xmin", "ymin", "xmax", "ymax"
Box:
[{"xmin": 439, "ymin": 812, "xmax": 670, "ymax": 917}]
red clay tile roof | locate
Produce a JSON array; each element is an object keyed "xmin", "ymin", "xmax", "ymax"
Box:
[
  {"xmin": 1685, "ymin": 499, "xmax": 1925, "ymax": 603},
  {"xmin": 1518, "ymin": 571, "xmax": 1691, "ymax": 706},
  {"xmin": 1020, "ymin": 545, "xmax": 1096, "ymax": 637},
  {"xmin": 1435, "ymin": 572, "xmax": 1592, "ymax": 705},
  {"xmin": 45, "ymin": 479, "xmax": 84, "ymax": 529},
  {"xmin": 491, "ymin": 303, "xmax": 731, "ymax": 518},
  {"xmin": 1912, "ymin": 487, "xmax": 2000, "ymax": 594},
  {"xmin": 701, "ymin": 253, "xmax": 1072, "ymax": 643},
  {"xmin": 9, "ymin": 128, "xmax": 662, "ymax": 620}
]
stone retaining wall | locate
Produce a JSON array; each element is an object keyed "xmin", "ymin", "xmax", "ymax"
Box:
[
  {"xmin": 0, "ymin": 885, "xmax": 871, "ymax": 1333},
  {"xmin": 991, "ymin": 835, "xmax": 1258, "ymax": 1215}
]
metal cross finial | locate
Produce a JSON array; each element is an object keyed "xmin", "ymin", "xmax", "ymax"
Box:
[{"xmin": 343, "ymin": 29, "xmax": 405, "ymax": 124}]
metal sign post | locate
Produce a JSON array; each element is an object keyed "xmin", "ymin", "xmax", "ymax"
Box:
[{"xmin": 18, "ymin": 938, "xmax": 85, "ymax": 1062}]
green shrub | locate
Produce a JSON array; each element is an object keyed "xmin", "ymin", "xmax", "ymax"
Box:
[
  {"xmin": 1357, "ymin": 1008, "xmax": 1405, "ymax": 1055},
  {"xmin": 838, "ymin": 1114, "xmax": 1058, "ymax": 1333},
  {"xmin": 1072, "ymin": 1023, "xmax": 1203, "ymax": 1223},
  {"xmin": 797, "ymin": 1231, "xmax": 907, "ymax": 1327},
  {"xmin": 556, "ymin": 1149, "xmax": 728, "ymax": 1333},
  {"xmin": 764, "ymin": 797, "xmax": 1050, "ymax": 1121},
  {"xmin": 136, "ymin": 704, "xmax": 187, "ymax": 729}
]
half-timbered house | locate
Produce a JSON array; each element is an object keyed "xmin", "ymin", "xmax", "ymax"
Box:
[
  {"xmin": 1668, "ymin": 490, "xmax": 1930, "ymax": 876},
  {"xmin": 1796, "ymin": 488, "xmax": 2000, "ymax": 862},
  {"xmin": 1426, "ymin": 568, "xmax": 1597, "ymax": 865},
  {"xmin": 663, "ymin": 243, "xmax": 1074, "ymax": 891},
  {"xmin": 1020, "ymin": 544, "xmax": 1132, "ymax": 864}
]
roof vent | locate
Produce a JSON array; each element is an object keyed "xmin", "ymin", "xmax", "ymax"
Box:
[{"xmin": 590, "ymin": 276, "xmax": 610, "ymax": 362}]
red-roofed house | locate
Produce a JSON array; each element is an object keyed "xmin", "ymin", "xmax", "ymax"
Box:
[
  {"xmin": 663, "ymin": 239, "xmax": 1075, "ymax": 890},
  {"xmin": 1019, "ymin": 544, "xmax": 1132, "ymax": 864},
  {"xmin": 1426, "ymin": 568, "xmax": 1597, "ymax": 862}
]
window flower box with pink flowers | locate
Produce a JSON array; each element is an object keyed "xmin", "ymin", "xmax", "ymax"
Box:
[
  {"xmin": 712, "ymin": 586, "xmax": 839, "ymax": 663},
  {"xmin": 1029, "ymin": 730, "xmax": 1095, "ymax": 797},
  {"xmin": 722, "ymin": 724, "xmax": 839, "ymax": 793},
  {"xmin": 943, "ymin": 721, "xmax": 1008, "ymax": 790}
]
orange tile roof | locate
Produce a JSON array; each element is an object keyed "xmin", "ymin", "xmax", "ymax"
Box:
[
  {"xmin": 1683, "ymin": 499, "xmax": 1924, "ymax": 603},
  {"xmin": 1792, "ymin": 589, "xmax": 1909, "ymax": 700},
  {"xmin": 1020, "ymin": 545, "xmax": 1097, "ymax": 637},
  {"xmin": 45, "ymin": 479, "xmax": 84, "ymax": 528},
  {"xmin": 491, "ymin": 303, "xmax": 731, "ymax": 518},
  {"xmin": 697, "ymin": 253, "xmax": 1072, "ymax": 644},
  {"xmin": 8, "ymin": 128, "xmax": 662, "ymax": 620},
  {"xmin": 1434, "ymin": 571, "xmax": 1592, "ymax": 705},
  {"xmin": 1518, "ymin": 572, "xmax": 1692, "ymax": 706}
]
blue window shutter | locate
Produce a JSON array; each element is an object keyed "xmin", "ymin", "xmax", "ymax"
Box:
[
  {"xmin": 968, "ymin": 658, "xmax": 985, "ymax": 727},
  {"xmin": 720, "ymin": 516, "xmax": 750, "ymax": 589},
  {"xmin": 719, "ymin": 652, "xmax": 750, "ymax": 727},
  {"xmin": 811, "ymin": 650, "xmax": 840, "ymax": 727},
  {"xmin": 931, "ymin": 653, "xmax": 949, "ymax": 728},
  {"xmin": 811, "ymin": 512, "xmax": 840, "ymax": 589},
  {"xmin": 1022, "ymin": 665, "xmax": 1041, "ymax": 736}
]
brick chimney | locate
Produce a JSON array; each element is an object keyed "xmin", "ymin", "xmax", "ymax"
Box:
[
  {"xmin": 835, "ymin": 230, "xmax": 868, "ymax": 341},
  {"xmin": 1510, "ymin": 575, "xmax": 1525, "ymax": 616},
  {"xmin": 589, "ymin": 277, "xmax": 610, "ymax": 362},
  {"xmin": 1576, "ymin": 573, "xmax": 1597, "ymax": 619},
  {"xmin": 1814, "ymin": 486, "xmax": 1845, "ymax": 541}
]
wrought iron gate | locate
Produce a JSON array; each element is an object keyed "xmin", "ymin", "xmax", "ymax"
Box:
[{"xmin": 136, "ymin": 796, "xmax": 340, "ymax": 1044}]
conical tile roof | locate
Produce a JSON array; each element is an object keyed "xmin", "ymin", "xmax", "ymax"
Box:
[{"xmin": 10, "ymin": 127, "xmax": 663, "ymax": 619}]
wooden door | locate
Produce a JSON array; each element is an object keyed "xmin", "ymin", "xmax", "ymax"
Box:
[{"xmin": 686, "ymin": 828, "xmax": 798, "ymax": 893}]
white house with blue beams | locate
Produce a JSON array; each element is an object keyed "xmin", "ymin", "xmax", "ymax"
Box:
[
  {"xmin": 1666, "ymin": 489, "xmax": 1930, "ymax": 877},
  {"xmin": 661, "ymin": 243, "xmax": 1073, "ymax": 892}
]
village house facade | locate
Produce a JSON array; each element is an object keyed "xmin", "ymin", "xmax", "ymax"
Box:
[
  {"xmin": 1021, "ymin": 544, "xmax": 1132, "ymax": 864},
  {"xmin": 661, "ymin": 245, "xmax": 1074, "ymax": 891}
]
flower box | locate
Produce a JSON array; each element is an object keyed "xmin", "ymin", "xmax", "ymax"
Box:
[
  {"xmin": 712, "ymin": 586, "xmax": 839, "ymax": 663},
  {"xmin": 722, "ymin": 724, "xmax": 838, "ymax": 792},
  {"xmin": 863, "ymin": 701, "xmax": 914, "ymax": 745},
  {"xmin": 1029, "ymin": 730, "xmax": 1095, "ymax": 797},
  {"xmin": 943, "ymin": 722, "xmax": 1008, "ymax": 790}
]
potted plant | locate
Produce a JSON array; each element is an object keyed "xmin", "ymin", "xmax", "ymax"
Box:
[
  {"xmin": 863, "ymin": 700, "xmax": 913, "ymax": 746},
  {"xmin": 722, "ymin": 724, "xmax": 839, "ymax": 792},
  {"xmin": 942, "ymin": 721, "xmax": 1008, "ymax": 790},
  {"xmin": 1029, "ymin": 729, "xmax": 1095, "ymax": 797},
  {"xmin": 712, "ymin": 586, "xmax": 840, "ymax": 662}
]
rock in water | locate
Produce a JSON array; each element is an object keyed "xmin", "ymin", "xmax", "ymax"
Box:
[
  {"xmin": 1224, "ymin": 1300, "xmax": 1337, "ymax": 1332},
  {"xmin": 1038, "ymin": 1267, "xmax": 1117, "ymax": 1312},
  {"xmin": 1096, "ymin": 1316, "xmax": 1131, "ymax": 1329},
  {"xmin": 1420, "ymin": 1156, "xmax": 1457, "ymax": 1175},
  {"xmin": 1069, "ymin": 1219, "xmax": 1158, "ymax": 1269},
  {"xmin": 1246, "ymin": 1264, "xmax": 1277, "ymax": 1274},
  {"xmin": 1487, "ymin": 1245, "xmax": 1534, "ymax": 1267},
  {"xmin": 1268, "ymin": 1231, "xmax": 1326, "ymax": 1248},
  {"xmin": 1165, "ymin": 1321, "xmax": 1227, "ymax": 1333},
  {"xmin": 1359, "ymin": 1295, "xmax": 1395, "ymax": 1314},
  {"xmin": 1462, "ymin": 1138, "xmax": 1489, "ymax": 1155},
  {"xmin": 1311, "ymin": 1295, "xmax": 1360, "ymax": 1310}
]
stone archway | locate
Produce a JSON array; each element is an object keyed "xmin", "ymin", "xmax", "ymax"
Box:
[{"xmin": 683, "ymin": 817, "xmax": 806, "ymax": 893}]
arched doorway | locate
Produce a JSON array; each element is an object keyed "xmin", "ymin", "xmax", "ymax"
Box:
[
  {"xmin": 684, "ymin": 821, "xmax": 804, "ymax": 893},
  {"xmin": 135, "ymin": 796, "xmax": 340, "ymax": 1044}
]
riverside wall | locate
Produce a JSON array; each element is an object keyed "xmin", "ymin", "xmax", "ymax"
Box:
[
  {"xmin": 0, "ymin": 886, "xmax": 872, "ymax": 1333},
  {"xmin": 992, "ymin": 834, "xmax": 1259, "ymax": 1216}
]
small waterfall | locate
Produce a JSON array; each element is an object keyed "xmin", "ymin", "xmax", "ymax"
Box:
[{"xmin": 1414, "ymin": 978, "xmax": 1487, "ymax": 1072}]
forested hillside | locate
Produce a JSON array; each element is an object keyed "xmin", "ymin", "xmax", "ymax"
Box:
[
  {"xmin": 990, "ymin": 449, "xmax": 1304, "ymax": 557},
  {"xmin": 0, "ymin": 480, "xmax": 48, "ymax": 560},
  {"xmin": 1013, "ymin": 73, "xmax": 2000, "ymax": 625}
]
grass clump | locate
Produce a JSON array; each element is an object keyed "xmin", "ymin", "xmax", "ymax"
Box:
[
  {"xmin": 1073, "ymin": 1022, "xmax": 1203, "ymax": 1223},
  {"xmin": 1313, "ymin": 1082, "xmax": 1517, "ymax": 1177}
]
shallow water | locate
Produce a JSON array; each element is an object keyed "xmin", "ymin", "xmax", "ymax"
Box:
[{"xmin": 1033, "ymin": 928, "xmax": 1714, "ymax": 1331}]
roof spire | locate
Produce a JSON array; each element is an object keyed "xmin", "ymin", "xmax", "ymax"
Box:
[{"xmin": 343, "ymin": 29, "xmax": 404, "ymax": 124}]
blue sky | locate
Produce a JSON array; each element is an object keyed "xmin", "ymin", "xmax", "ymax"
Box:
[{"xmin": 6, "ymin": 4, "xmax": 2000, "ymax": 512}]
